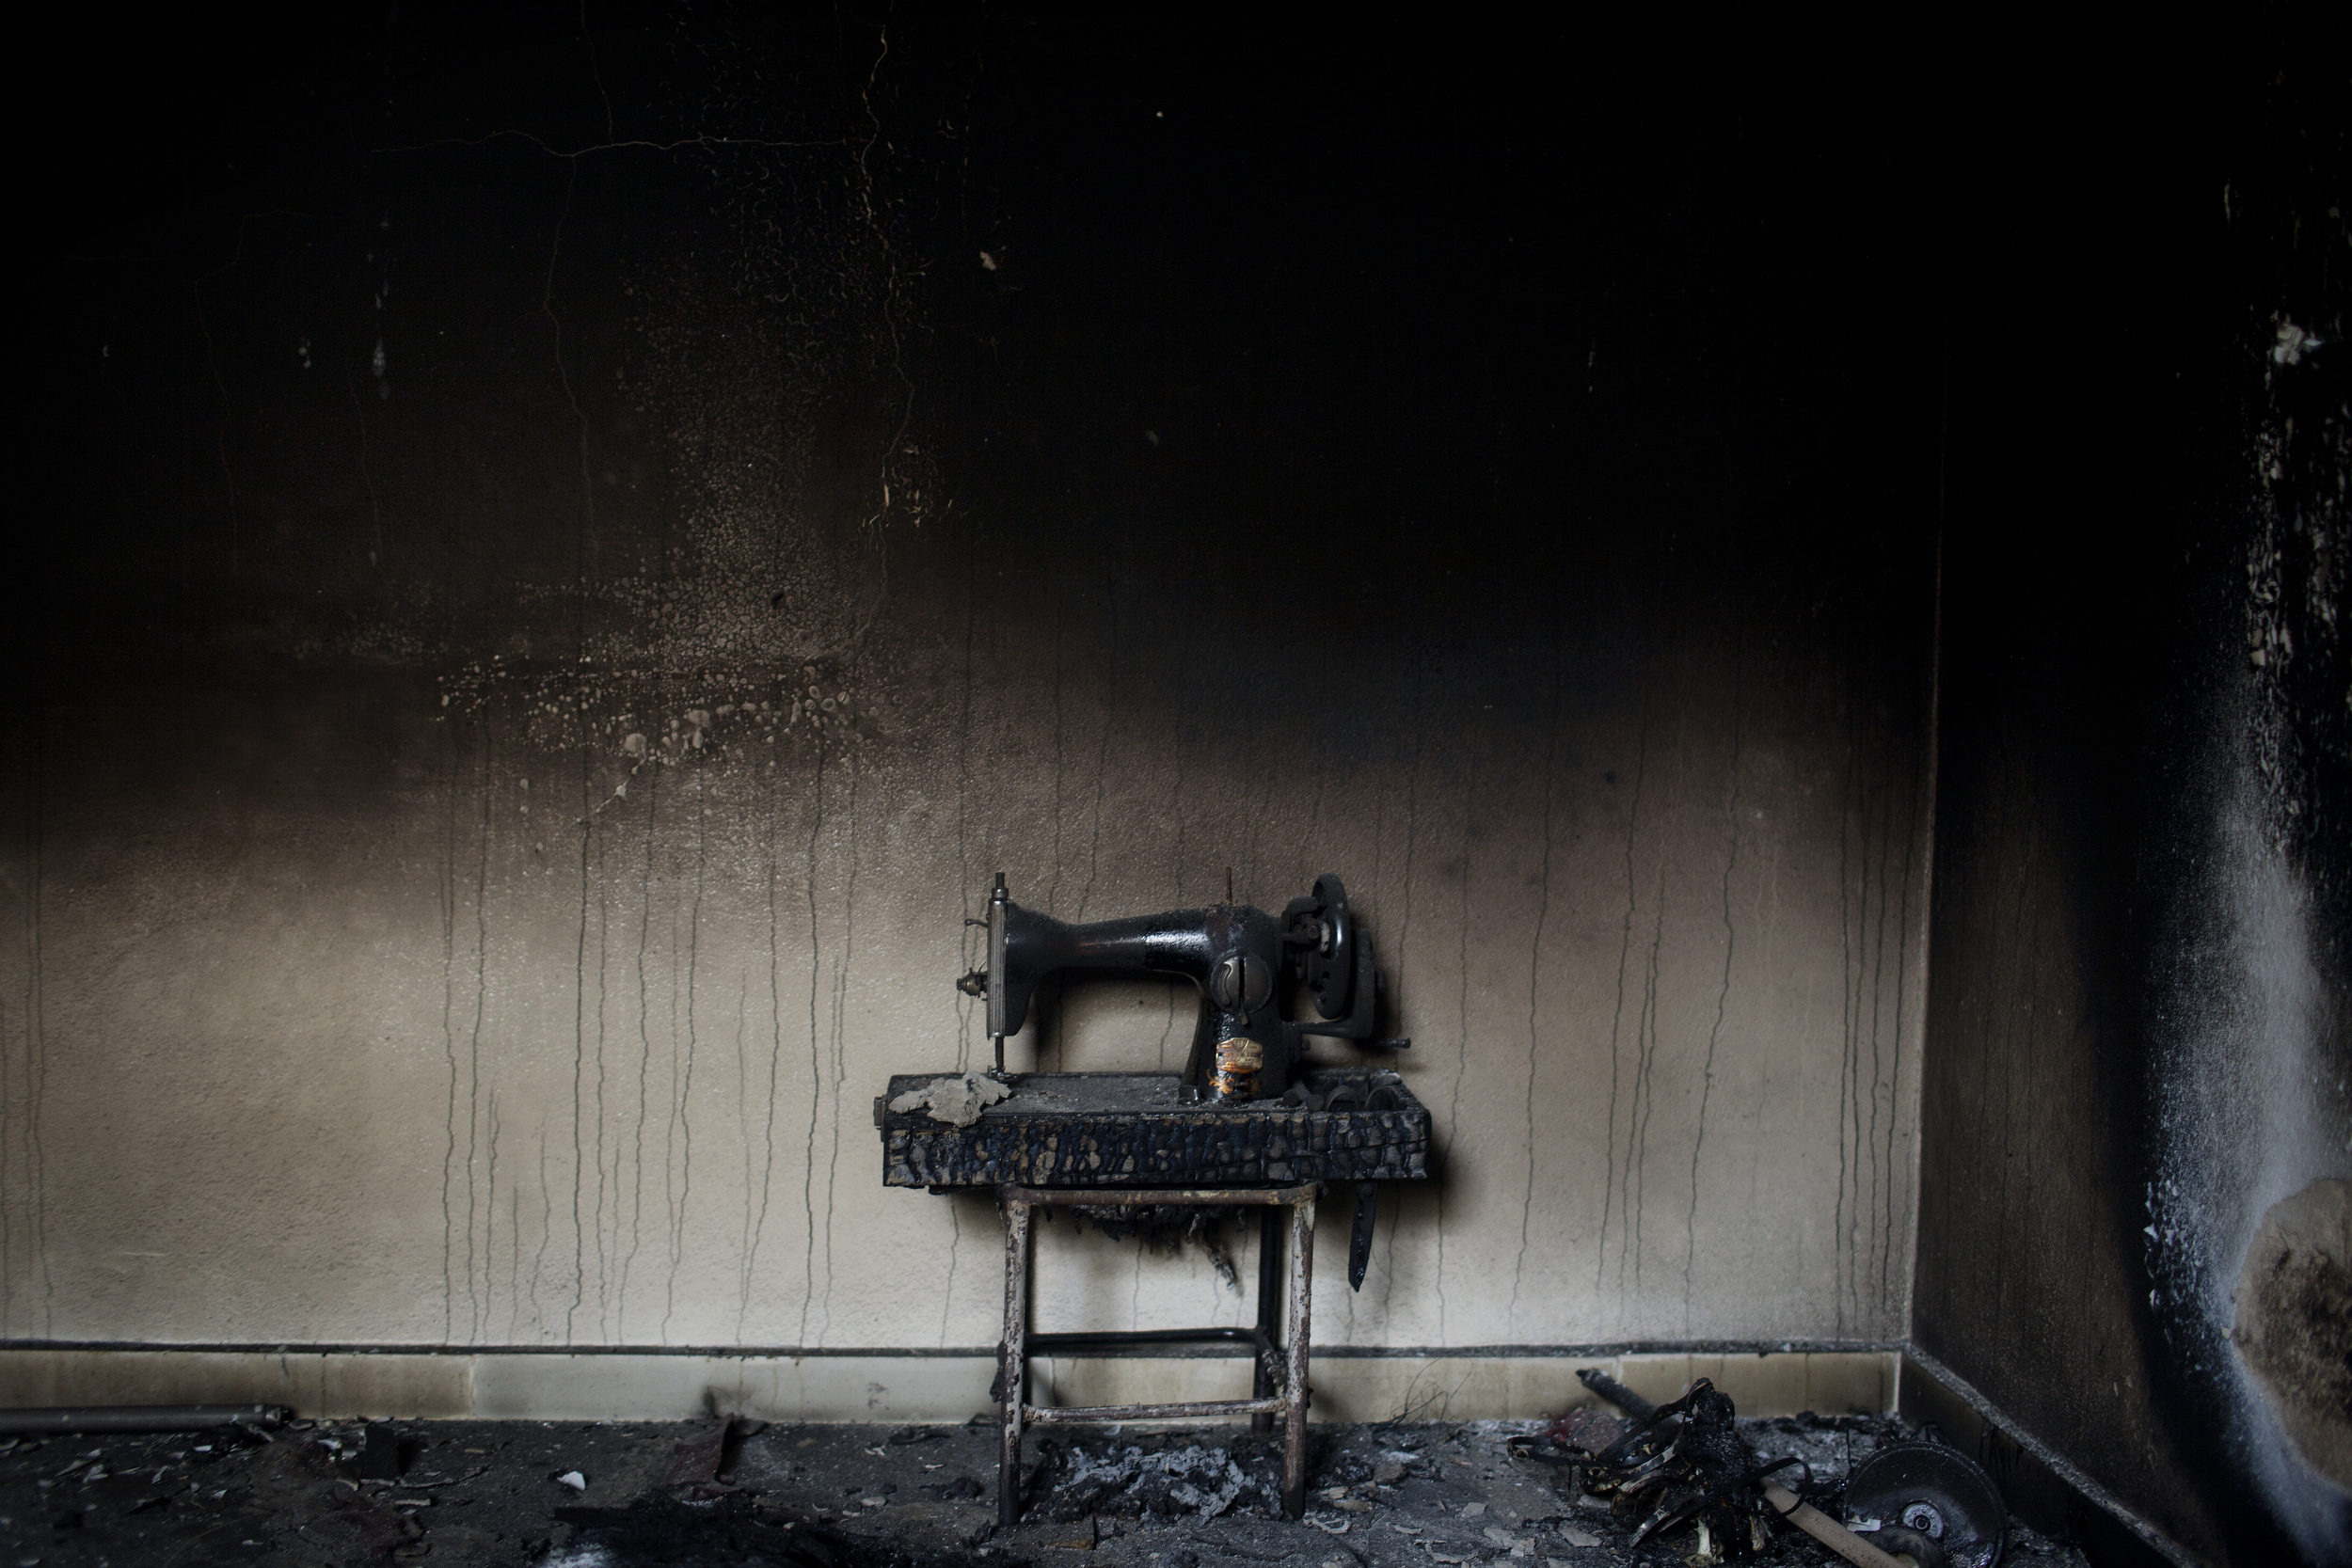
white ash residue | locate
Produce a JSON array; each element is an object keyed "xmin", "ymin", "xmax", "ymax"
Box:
[
  {"xmin": 887, "ymin": 1071, "xmax": 1011, "ymax": 1129},
  {"xmin": 2142, "ymin": 304, "xmax": 2352, "ymax": 1560},
  {"xmin": 1041, "ymin": 1443, "xmax": 1260, "ymax": 1520},
  {"xmin": 1738, "ymin": 1414, "xmax": 1904, "ymax": 1493}
]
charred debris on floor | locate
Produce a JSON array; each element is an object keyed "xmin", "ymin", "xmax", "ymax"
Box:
[
  {"xmin": 1515, "ymin": 1370, "xmax": 2016, "ymax": 1568},
  {"xmin": 0, "ymin": 1401, "xmax": 2078, "ymax": 1568}
]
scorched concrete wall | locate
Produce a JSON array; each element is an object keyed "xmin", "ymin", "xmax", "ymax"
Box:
[{"xmin": 8, "ymin": 10, "xmax": 1940, "ymax": 1373}]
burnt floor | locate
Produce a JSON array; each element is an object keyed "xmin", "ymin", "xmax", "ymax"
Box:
[{"xmin": 0, "ymin": 1415, "xmax": 2090, "ymax": 1567}]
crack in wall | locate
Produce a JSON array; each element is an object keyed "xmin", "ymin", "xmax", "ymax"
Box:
[
  {"xmin": 1628, "ymin": 867, "xmax": 1669, "ymax": 1304},
  {"xmin": 532, "ymin": 1121, "xmax": 553, "ymax": 1340},
  {"xmin": 818, "ymin": 749, "xmax": 859, "ymax": 1344},
  {"xmin": 19, "ymin": 720, "xmax": 48, "ymax": 1336},
  {"xmin": 1880, "ymin": 772, "xmax": 1918, "ymax": 1309},
  {"xmin": 465, "ymin": 731, "xmax": 494, "ymax": 1343},
  {"xmin": 1827, "ymin": 688, "xmax": 1919, "ymax": 1334},
  {"xmin": 1436, "ymin": 736, "xmax": 1476, "ymax": 1344},
  {"xmin": 1836, "ymin": 717, "xmax": 1860, "ymax": 1334},
  {"xmin": 1685, "ymin": 649, "xmax": 1742, "ymax": 1330},
  {"xmin": 661, "ymin": 753, "xmax": 707, "ymax": 1343},
  {"xmin": 741, "ymin": 749, "xmax": 786, "ymax": 1340},
  {"xmin": 1510, "ymin": 649, "xmax": 1563, "ymax": 1336},
  {"xmin": 618, "ymin": 750, "xmax": 660, "ymax": 1338},
  {"xmin": 1597, "ymin": 698, "xmax": 1650, "ymax": 1297},
  {"xmin": 796, "ymin": 738, "xmax": 824, "ymax": 1346},
  {"xmin": 437, "ymin": 718, "xmax": 462, "ymax": 1340},
  {"xmin": 483, "ymin": 1092, "xmax": 501, "ymax": 1345}
]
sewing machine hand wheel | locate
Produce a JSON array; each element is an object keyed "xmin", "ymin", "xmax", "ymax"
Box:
[{"xmin": 1286, "ymin": 873, "xmax": 1358, "ymax": 1020}]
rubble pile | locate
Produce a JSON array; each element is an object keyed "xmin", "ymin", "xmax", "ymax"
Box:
[{"xmin": 1034, "ymin": 1440, "xmax": 1263, "ymax": 1520}]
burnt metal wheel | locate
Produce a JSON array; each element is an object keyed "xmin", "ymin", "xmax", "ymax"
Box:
[
  {"xmin": 1284, "ymin": 873, "xmax": 1357, "ymax": 1018},
  {"xmin": 1843, "ymin": 1443, "xmax": 2006, "ymax": 1568}
]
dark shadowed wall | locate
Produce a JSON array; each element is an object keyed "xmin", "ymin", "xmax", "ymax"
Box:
[
  {"xmin": 6, "ymin": 9, "xmax": 1941, "ymax": 1362},
  {"xmin": 1915, "ymin": 10, "xmax": 2351, "ymax": 1565}
]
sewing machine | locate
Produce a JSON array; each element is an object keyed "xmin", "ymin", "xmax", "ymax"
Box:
[
  {"xmin": 957, "ymin": 871, "xmax": 1409, "ymax": 1101},
  {"xmin": 882, "ymin": 873, "xmax": 1433, "ymax": 1523}
]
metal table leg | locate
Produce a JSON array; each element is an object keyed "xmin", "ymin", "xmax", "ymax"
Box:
[
  {"xmin": 1283, "ymin": 1190, "xmax": 1315, "ymax": 1519},
  {"xmin": 998, "ymin": 1193, "xmax": 1032, "ymax": 1527},
  {"xmin": 1250, "ymin": 1206, "xmax": 1282, "ymax": 1435}
]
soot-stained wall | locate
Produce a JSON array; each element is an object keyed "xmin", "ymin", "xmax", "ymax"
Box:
[
  {"xmin": 9, "ymin": 14, "xmax": 1939, "ymax": 1356},
  {"xmin": 1914, "ymin": 13, "xmax": 2351, "ymax": 1565}
]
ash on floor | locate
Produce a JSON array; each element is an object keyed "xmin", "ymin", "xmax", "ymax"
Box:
[{"xmin": 0, "ymin": 1414, "xmax": 2090, "ymax": 1567}]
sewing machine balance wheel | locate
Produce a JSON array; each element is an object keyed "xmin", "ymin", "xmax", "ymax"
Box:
[{"xmin": 1295, "ymin": 872, "xmax": 1358, "ymax": 1018}]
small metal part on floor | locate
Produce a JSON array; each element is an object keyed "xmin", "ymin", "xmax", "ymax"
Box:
[
  {"xmin": 995, "ymin": 1181, "xmax": 1319, "ymax": 1526},
  {"xmin": 1842, "ymin": 1443, "xmax": 2008, "ymax": 1568}
]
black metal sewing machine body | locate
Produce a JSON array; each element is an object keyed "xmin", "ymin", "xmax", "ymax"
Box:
[{"xmin": 963, "ymin": 871, "xmax": 1402, "ymax": 1103}]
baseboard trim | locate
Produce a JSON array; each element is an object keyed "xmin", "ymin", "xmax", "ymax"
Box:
[
  {"xmin": 0, "ymin": 1343, "xmax": 1898, "ymax": 1425},
  {"xmin": 0, "ymin": 1338, "xmax": 1902, "ymax": 1359}
]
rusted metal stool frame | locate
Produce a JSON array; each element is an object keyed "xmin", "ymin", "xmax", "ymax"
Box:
[{"xmin": 995, "ymin": 1182, "xmax": 1316, "ymax": 1526}]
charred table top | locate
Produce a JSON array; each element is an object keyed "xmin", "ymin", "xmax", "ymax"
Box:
[{"xmin": 877, "ymin": 1069, "xmax": 1432, "ymax": 1189}]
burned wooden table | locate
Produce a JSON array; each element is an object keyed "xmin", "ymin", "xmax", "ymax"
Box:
[{"xmin": 877, "ymin": 1069, "xmax": 1433, "ymax": 1524}]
